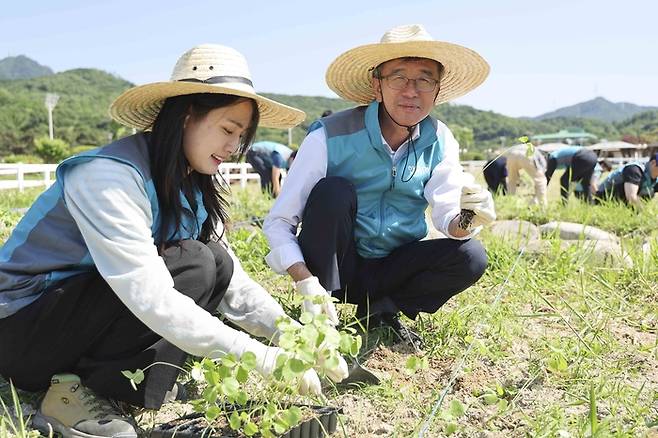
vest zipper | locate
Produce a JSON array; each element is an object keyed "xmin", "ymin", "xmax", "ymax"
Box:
[{"xmin": 390, "ymin": 166, "xmax": 397, "ymax": 190}]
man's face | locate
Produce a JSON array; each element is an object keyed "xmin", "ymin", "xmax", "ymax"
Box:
[{"xmin": 372, "ymin": 58, "xmax": 441, "ymax": 127}]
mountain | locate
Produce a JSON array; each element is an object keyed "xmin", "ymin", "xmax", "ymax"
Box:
[
  {"xmin": 1, "ymin": 61, "xmax": 657, "ymax": 159},
  {"xmin": 0, "ymin": 55, "xmax": 54, "ymax": 80},
  {"xmin": 535, "ymin": 97, "xmax": 658, "ymax": 123}
]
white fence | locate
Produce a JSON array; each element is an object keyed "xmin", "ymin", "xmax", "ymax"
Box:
[{"xmin": 6, "ymin": 159, "xmax": 636, "ymax": 192}]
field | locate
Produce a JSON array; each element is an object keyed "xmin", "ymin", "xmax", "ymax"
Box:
[{"xmin": 1, "ymin": 176, "xmax": 657, "ymax": 437}]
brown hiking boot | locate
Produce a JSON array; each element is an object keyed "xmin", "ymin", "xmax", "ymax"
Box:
[{"xmin": 32, "ymin": 374, "xmax": 137, "ymax": 438}]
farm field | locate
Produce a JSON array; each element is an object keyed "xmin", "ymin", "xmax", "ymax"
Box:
[{"xmin": 1, "ymin": 178, "xmax": 657, "ymax": 438}]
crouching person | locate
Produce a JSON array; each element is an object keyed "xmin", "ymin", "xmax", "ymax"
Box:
[{"xmin": 0, "ymin": 44, "xmax": 347, "ymax": 438}]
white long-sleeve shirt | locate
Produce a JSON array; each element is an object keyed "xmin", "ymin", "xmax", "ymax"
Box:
[
  {"xmin": 263, "ymin": 119, "xmax": 475, "ymax": 275},
  {"xmin": 63, "ymin": 159, "xmax": 287, "ymax": 360}
]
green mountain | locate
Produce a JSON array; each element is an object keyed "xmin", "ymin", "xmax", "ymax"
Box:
[
  {"xmin": 0, "ymin": 55, "xmax": 54, "ymax": 80},
  {"xmin": 0, "ymin": 64, "xmax": 656, "ymax": 160},
  {"xmin": 535, "ymin": 97, "xmax": 658, "ymax": 123}
]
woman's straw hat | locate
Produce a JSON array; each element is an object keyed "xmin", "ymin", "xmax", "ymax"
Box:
[
  {"xmin": 110, "ymin": 44, "xmax": 305, "ymax": 130},
  {"xmin": 326, "ymin": 24, "xmax": 489, "ymax": 105}
]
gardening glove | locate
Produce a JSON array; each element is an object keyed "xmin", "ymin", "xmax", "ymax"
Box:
[
  {"xmin": 295, "ymin": 276, "xmax": 339, "ymax": 327},
  {"xmin": 460, "ymin": 182, "xmax": 496, "ymax": 229},
  {"xmin": 316, "ymin": 343, "xmax": 350, "ymax": 383},
  {"xmin": 251, "ymin": 344, "xmax": 323, "ymax": 396}
]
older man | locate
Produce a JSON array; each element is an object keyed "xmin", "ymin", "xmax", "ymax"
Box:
[{"xmin": 263, "ymin": 24, "xmax": 495, "ymax": 345}]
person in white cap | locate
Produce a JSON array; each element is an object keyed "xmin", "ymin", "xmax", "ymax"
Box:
[
  {"xmin": 0, "ymin": 44, "xmax": 347, "ymax": 438},
  {"xmin": 263, "ymin": 24, "xmax": 496, "ymax": 347}
]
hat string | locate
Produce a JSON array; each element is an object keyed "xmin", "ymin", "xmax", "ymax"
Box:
[
  {"xmin": 380, "ymin": 96, "xmax": 418, "ymax": 183},
  {"xmin": 179, "ymin": 75, "xmax": 253, "ymax": 87}
]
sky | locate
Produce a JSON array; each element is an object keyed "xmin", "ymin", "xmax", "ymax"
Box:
[{"xmin": 1, "ymin": 0, "xmax": 656, "ymax": 118}]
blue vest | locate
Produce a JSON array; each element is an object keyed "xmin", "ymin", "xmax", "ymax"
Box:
[
  {"xmin": 0, "ymin": 134, "xmax": 207, "ymax": 318},
  {"xmin": 310, "ymin": 101, "xmax": 444, "ymax": 259},
  {"xmin": 597, "ymin": 161, "xmax": 656, "ymax": 198},
  {"xmin": 549, "ymin": 146, "xmax": 582, "ymax": 169}
]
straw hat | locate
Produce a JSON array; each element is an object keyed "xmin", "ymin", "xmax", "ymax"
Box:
[
  {"xmin": 110, "ymin": 44, "xmax": 305, "ymax": 130},
  {"xmin": 326, "ymin": 24, "xmax": 489, "ymax": 105}
]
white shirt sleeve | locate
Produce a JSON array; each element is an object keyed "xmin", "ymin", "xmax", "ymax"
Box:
[
  {"xmin": 219, "ymin": 238, "xmax": 291, "ymax": 342},
  {"xmin": 424, "ymin": 124, "xmax": 478, "ymax": 240},
  {"xmin": 62, "ymin": 158, "xmax": 267, "ymax": 359},
  {"xmin": 263, "ymin": 128, "xmax": 328, "ymax": 274}
]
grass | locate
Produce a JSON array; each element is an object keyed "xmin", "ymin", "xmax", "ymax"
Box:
[{"xmin": 1, "ymin": 177, "xmax": 657, "ymax": 437}]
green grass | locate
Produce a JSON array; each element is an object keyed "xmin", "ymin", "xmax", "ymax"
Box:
[{"xmin": 1, "ymin": 181, "xmax": 657, "ymax": 437}]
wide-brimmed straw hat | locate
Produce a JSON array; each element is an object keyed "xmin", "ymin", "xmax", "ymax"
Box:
[
  {"xmin": 326, "ymin": 24, "xmax": 489, "ymax": 105},
  {"xmin": 110, "ymin": 44, "xmax": 305, "ymax": 130}
]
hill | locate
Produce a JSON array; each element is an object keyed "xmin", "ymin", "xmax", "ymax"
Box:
[
  {"xmin": 0, "ymin": 55, "xmax": 54, "ymax": 80},
  {"xmin": 535, "ymin": 97, "xmax": 658, "ymax": 123},
  {"xmin": 1, "ymin": 65, "xmax": 657, "ymax": 159}
]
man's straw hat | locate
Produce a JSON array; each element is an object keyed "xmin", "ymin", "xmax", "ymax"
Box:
[
  {"xmin": 110, "ymin": 44, "xmax": 305, "ymax": 130},
  {"xmin": 326, "ymin": 24, "xmax": 489, "ymax": 105}
]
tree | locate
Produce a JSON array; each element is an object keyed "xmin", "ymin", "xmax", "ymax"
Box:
[{"xmin": 34, "ymin": 136, "xmax": 70, "ymax": 163}]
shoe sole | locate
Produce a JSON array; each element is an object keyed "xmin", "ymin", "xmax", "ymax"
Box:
[{"xmin": 32, "ymin": 412, "xmax": 137, "ymax": 438}]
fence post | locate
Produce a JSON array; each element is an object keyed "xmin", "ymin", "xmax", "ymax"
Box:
[
  {"xmin": 43, "ymin": 167, "xmax": 51, "ymax": 187},
  {"xmin": 240, "ymin": 164, "xmax": 247, "ymax": 189},
  {"xmin": 17, "ymin": 164, "xmax": 25, "ymax": 192}
]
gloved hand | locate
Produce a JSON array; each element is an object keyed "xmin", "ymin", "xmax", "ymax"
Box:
[
  {"xmin": 316, "ymin": 343, "xmax": 349, "ymax": 383},
  {"xmin": 295, "ymin": 276, "xmax": 339, "ymax": 326},
  {"xmin": 460, "ymin": 182, "xmax": 496, "ymax": 228},
  {"xmin": 251, "ymin": 344, "xmax": 322, "ymax": 396}
]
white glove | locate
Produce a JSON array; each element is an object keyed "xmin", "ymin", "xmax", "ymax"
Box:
[
  {"xmin": 295, "ymin": 276, "xmax": 339, "ymax": 326},
  {"xmin": 316, "ymin": 343, "xmax": 349, "ymax": 383},
  {"xmin": 460, "ymin": 182, "xmax": 496, "ymax": 228},
  {"xmin": 251, "ymin": 344, "xmax": 322, "ymax": 396}
]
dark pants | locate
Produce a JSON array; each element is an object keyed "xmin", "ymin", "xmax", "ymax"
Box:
[
  {"xmin": 483, "ymin": 157, "xmax": 508, "ymax": 194},
  {"xmin": 0, "ymin": 240, "xmax": 233, "ymax": 409},
  {"xmin": 246, "ymin": 149, "xmax": 274, "ymax": 193},
  {"xmin": 560, "ymin": 149, "xmax": 598, "ymax": 202},
  {"xmin": 298, "ymin": 177, "xmax": 488, "ymax": 320}
]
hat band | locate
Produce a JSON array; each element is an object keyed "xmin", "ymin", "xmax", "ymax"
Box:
[{"xmin": 178, "ymin": 75, "xmax": 254, "ymax": 87}]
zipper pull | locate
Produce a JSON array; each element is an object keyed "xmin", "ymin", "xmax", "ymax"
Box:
[{"xmin": 390, "ymin": 166, "xmax": 397, "ymax": 189}]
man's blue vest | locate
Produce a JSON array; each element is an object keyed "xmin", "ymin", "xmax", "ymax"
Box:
[
  {"xmin": 597, "ymin": 161, "xmax": 656, "ymax": 199},
  {"xmin": 0, "ymin": 134, "xmax": 207, "ymax": 318},
  {"xmin": 549, "ymin": 146, "xmax": 582, "ymax": 168},
  {"xmin": 309, "ymin": 101, "xmax": 444, "ymax": 259}
]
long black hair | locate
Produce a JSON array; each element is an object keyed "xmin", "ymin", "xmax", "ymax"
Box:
[{"xmin": 149, "ymin": 93, "xmax": 259, "ymax": 244}]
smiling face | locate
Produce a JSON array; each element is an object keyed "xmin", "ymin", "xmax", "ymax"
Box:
[
  {"xmin": 373, "ymin": 57, "xmax": 441, "ymax": 128},
  {"xmin": 182, "ymin": 99, "xmax": 254, "ymax": 175}
]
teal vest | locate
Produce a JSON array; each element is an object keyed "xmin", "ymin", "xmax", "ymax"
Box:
[
  {"xmin": 310, "ymin": 101, "xmax": 444, "ymax": 258},
  {"xmin": 0, "ymin": 134, "xmax": 207, "ymax": 318},
  {"xmin": 549, "ymin": 146, "xmax": 582, "ymax": 169},
  {"xmin": 598, "ymin": 161, "xmax": 656, "ymax": 199}
]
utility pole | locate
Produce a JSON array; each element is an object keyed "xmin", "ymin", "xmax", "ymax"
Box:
[
  {"xmin": 44, "ymin": 93, "xmax": 60, "ymax": 140},
  {"xmin": 288, "ymin": 128, "xmax": 293, "ymax": 148}
]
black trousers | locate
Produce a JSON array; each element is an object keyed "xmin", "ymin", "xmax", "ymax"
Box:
[
  {"xmin": 483, "ymin": 157, "xmax": 508, "ymax": 194},
  {"xmin": 0, "ymin": 240, "xmax": 233, "ymax": 409},
  {"xmin": 245, "ymin": 149, "xmax": 274, "ymax": 193},
  {"xmin": 560, "ymin": 149, "xmax": 598, "ymax": 202},
  {"xmin": 298, "ymin": 177, "xmax": 488, "ymax": 320}
]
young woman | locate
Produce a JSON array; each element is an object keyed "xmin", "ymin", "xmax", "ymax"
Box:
[{"xmin": 0, "ymin": 44, "xmax": 347, "ymax": 438}]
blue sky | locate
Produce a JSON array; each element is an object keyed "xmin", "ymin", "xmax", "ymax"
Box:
[{"xmin": 1, "ymin": 0, "xmax": 656, "ymax": 117}]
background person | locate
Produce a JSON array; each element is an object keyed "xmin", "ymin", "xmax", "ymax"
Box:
[
  {"xmin": 245, "ymin": 140, "xmax": 294, "ymax": 197},
  {"xmin": 482, "ymin": 156, "xmax": 508, "ymax": 195},
  {"xmin": 545, "ymin": 145, "xmax": 598, "ymax": 203},
  {"xmin": 595, "ymin": 154, "xmax": 658, "ymax": 206},
  {"xmin": 504, "ymin": 143, "xmax": 548, "ymax": 205}
]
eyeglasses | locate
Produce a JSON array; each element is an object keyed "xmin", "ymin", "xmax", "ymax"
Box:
[{"xmin": 380, "ymin": 74, "xmax": 439, "ymax": 93}]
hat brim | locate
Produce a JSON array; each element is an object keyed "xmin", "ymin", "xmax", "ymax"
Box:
[
  {"xmin": 325, "ymin": 40, "xmax": 489, "ymax": 105},
  {"xmin": 110, "ymin": 81, "xmax": 305, "ymax": 130}
]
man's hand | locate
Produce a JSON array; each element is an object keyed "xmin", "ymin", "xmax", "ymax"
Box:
[
  {"xmin": 460, "ymin": 182, "xmax": 496, "ymax": 229},
  {"xmin": 295, "ymin": 276, "xmax": 339, "ymax": 326}
]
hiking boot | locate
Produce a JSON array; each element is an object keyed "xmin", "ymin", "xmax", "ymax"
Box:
[{"xmin": 32, "ymin": 374, "xmax": 137, "ymax": 438}]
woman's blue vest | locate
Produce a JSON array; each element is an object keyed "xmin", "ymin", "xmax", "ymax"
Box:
[
  {"xmin": 549, "ymin": 146, "xmax": 582, "ymax": 168},
  {"xmin": 309, "ymin": 101, "xmax": 444, "ymax": 259},
  {"xmin": 0, "ymin": 134, "xmax": 207, "ymax": 318}
]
